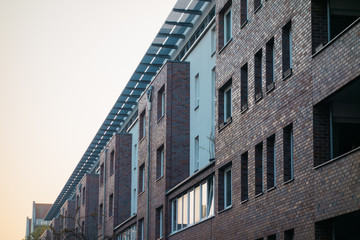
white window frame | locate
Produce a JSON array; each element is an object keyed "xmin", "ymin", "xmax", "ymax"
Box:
[
  {"xmin": 194, "ymin": 74, "xmax": 200, "ymax": 109},
  {"xmin": 224, "ymin": 167, "xmax": 232, "ymax": 209},
  {"xmin": 224, "ymin": 8, "xmax": 232, "ymax": 44}
]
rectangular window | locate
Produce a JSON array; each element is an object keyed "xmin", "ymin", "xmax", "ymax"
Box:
[
  {"xmin": 110, "ymin": 150, "xmax": 114, "ymax": 175},
  {"xmin": 241, "ymin": 63, "xmax": 248, "ymax": 111},
  {"xmin": 267, "ymin": 134, "xmax": 276, "ymax": 189},
  {"xmin": 138, "ymin": 219, "xmax": 144, "ymax": 240},
  {"xmin": 156, "ymin": 145, "xmax": 164, "ymax": 179},
  {"xmin": 109, "ymin": 193, "xmax": 113, "ymax": 217},
  {"xmin": 157, "ymin": 86, "xmax": 165, "ymax": 120},
  {"xmin": 156, "ymin": 206, "xmax": 163, "ymax": 239},
  {"xmin": 218, "ymin": 79, "xmax": 232, "ymax": 126},
  {"xmin": 211, "ymin": 27, "xmax": 216, "ymax": 54},
  {"xmin": 240, "ymin": 0, "xmax": 248, "ymax": 26},
  {"xmin": 241, "ymin": 151, "xmax": 248, "ymax": 201},
  {"xmin": 194, "ymin": 74, "xmax": 200, "ymax": 109},
  {"xmin": 171, "ymin": 177, "xmax": 214, "ymax": 233},
  {"xmin": 267, "ymin": 234, "xmax": 276, "ymax": 240},
  {"xmin": 283, "ymin": 124, "xmax": 294, "ymax": 182},
  {"xmin": 255, "ymin": 142, "xmax": 263, "ymax": 195},
  {"xmin": 266, "ymin": 38, "xmax": 275, "ymax": 91},
  {"xmin": 254, "ymin": 0, "xmax": 262, "ymax": 12},
  {"xmin": 139, "ymin": 111, "xmax": 146, "ymax": 139},
  {"xmin": 282, "ymin": 21, "xmax": 292, "ymax": 79},
  {"xmin": 195, "ymin": 136, "xmax": 199, "ymax": 171},
  {"xmin": 284, "ymin": 229, "xmax": 294, "ymax": 240},
  {"xmin": 254, "ymin": 49, "xmax": 263, "ymax": 101},
  {"xmin": 139, "ymin": 164, "xmax": 145, "ymax": 193},
  {"xmin": 76, "ymin": 195, "xmax": 79, "ymax": 208},
  {"xmin": 82, "ymin": 187, "xmax": 85, "ymax": 205},
  {"xmin": 224, "ymin": 167, "xmax": 232, "ymax": 208},
  {"xmin": 224, "ymin": 8, "xmax": 232, "ymax": 44},
  {"xmin": 99, "ymin": 204, "xmax": 103, "ymax": 225},
  {"xmin": 100, "ymin": 163, "xmax": 104, "ymax": 185}
]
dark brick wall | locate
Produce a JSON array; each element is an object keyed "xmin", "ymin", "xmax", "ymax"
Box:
[
  {"xmin": 137, "ymin": 61, "xmax": 190, "ymax": 240},
  {"xmin": 60, "ymin": 200, "xmax": 75, "ymax": 240}
]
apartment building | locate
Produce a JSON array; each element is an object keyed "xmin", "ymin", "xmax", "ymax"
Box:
[{"xmin": 41, "ymin": 0, "xmax": 359, "ymax": 239}]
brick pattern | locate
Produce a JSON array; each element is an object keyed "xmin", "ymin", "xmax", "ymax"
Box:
[{"xmin": 60, "ymin": 200, "xmax": 75, "ymax": 240}]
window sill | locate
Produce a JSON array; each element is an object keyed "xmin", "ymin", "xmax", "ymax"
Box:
[
  {"xmin": 266, "ymin": 186, "xmax": 276, "ymax": 193},
  {"xmin": 157, "ymin": 115, "xmax": 165, "ymax": 123},
  {"xmin": 240, "ymin": 199, "xmax": 248, "ymax": 204},
  {"xmin": 194, "ymin": 105, "xmax": 199, "ymax": 111},
  {"xmin": 312, "ymin": 17, "xmax": 360, "ymax": 58},
  {"xmin": 313, "ymin": 146, "xmax": 360, "ymax": 170},
  {"xmin": 139, "ymin": 136, "xmax": 146, "ymax": 144},
  {"xmin": 283, "ymin": 178, "xmax": 294, "ymax": 185},
  {"xmin": 254, "ymin": 4, "xmax": 262, "ymax": 14},
  {"xmin": 156, "ymin": 175, "xmax": 164, "ymax": 182},
  {"xmin": 282, "ymin": 68, "xmax": 293, "ymax": 81},
  {"xmin": 108, "ymin": 216, "xmax": 113, "ymax": 220},
  {"xmin": 255, "ymin": 192, "xmax": 263, "ymax": 198},
  {"xmin": 241, "ymin": 104, "xmax": 248, "ymax": 114},
  {"xmin": 240, "ymin": 20, "xmax": 248, "ymax": 29},
  {"xmin": 266, "ymin": 82, "xmax": 275, "ymax": 93},
  {"xmin": 138, "ymin": 190, "xmax": 145, "ymax": 197},
  {"xmin": 219, "ymin": 38, "xmax": 233, "ymax": 54},
  {"xmin": 255, "ymin": 92, "xmax": 263, "ymax": 103},
  {"xmin": 218, "ymin": 205, "xmax": 232, "ymax": 215},
  {"xmin": 218, "ymin": 117, "xmax": 232, "ymax": 132},
  {"xmin": 211, "ymin": 50, "xmax": 216, "ymax": 58}
]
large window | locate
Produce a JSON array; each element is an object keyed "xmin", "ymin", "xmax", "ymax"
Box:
[
  {"xmin": 171, "ymin": 177, "xmax": 214, "ymax": 233},
  {"xmin": 118, "ymin": 224, "xmax": 137, "ymax": 240}
]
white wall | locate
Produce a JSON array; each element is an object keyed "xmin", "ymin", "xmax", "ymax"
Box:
[
  {"xmin": 128, "ymin": 120, "xmax": 138, "ymax": 215},
  {"xmin": 185, "ymin": 22, "xmax": 216, "ymax": 174}
]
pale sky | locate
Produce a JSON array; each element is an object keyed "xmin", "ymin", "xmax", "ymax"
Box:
[{"xmin": 0, "ymin": 0, "xmax": 177, "ymax": 239}]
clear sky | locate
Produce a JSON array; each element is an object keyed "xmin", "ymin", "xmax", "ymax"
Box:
[{"xmin": 0, "ymin": 0, "xmax": 177, "ymax": 239}]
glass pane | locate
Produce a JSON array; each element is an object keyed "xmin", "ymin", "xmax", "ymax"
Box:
[
  {"xmin": 172, "ymin": 200, "xmax": 177, "ymax": 232},
  {"xmin": 177, "ymin": 196, "xmax": 183, "ymax": 229},
  {"xmin": 207, "ymin": 178, "xmax": 214, "ymax": 216},
  {"xmin": 194, "ymin": 186, "xmax": 200, "ymax": 223},
  {"xmin": 183, "ymin": 193, "xmax": 188, "ymax": 227},
  {"xmin": 226, "ymin": 88, "xmax": 231, "ymax": 119},
  {"xmin": 201, "ymin": 182, "xmax": 207, "ymax": 219},
  {"xmin": 226, "ymin": 169, "xmax": 232, "ymax": 207},
  {"xmin": 189, "ymin": 190, "xmax": 194, "ymax": 225}
]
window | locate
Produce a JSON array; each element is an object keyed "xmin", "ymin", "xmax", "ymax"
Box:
[
  {"xmin": 119, "ymin": 224, "xmax": 137, "ymax": 240},
  {"xmin": 195, "ymin": 136, "xmax": 199, "ymax": 171},
  {"xmin": 211, "ymin": 27, "xmax": 216, "ymax": 54},
  {"xmin": 267, "ymin": 234, "xmax": 276, "ymax": 240},
  {"xmin": 254, "ymin": 0, "xmax": 262, "ymax": 12},
  {"xmin": 82, "ymin": 187, "xmax": 85, "ymax": 205},
  {"xmin": 110, "ymin": 150, "xmax": 114, "ymax": 175},
  {"xmin": 267, "ymin": 134, "xmax": 276, "ymax": 189},
  {"xmin": 171, "ymin": 177, "xmax": 214, "ymax": 233},
  {"xmin": 138, "ymin": 219, "xmax": 144, "ymax": 240},
  {"xmin": 109, "ymin": 193, "xmax": 113, "ymax": 217},
  {"xmin": 156, "ymin": 206, "xmax": 163, "ymax": 239},
  {"xmin": 99, "ymin": 204, "xmax": 103, "ymax": 225},
  {"xmin": 255, "ymin": 142, "xmax": 263, "ymax": 195},
  {"xmin": 224, "ymin": 167, "xmax": 232, "ymax": 208},
  {"xmin": 194, "ymin": 74, "xmax": 200, "ymax": 109},
  {"xmin": 139, "ymin": 111, "xmax": 146, "ymax": 139},
  {"xmin": 254, "ymin": 49, "xmax": 263, "ymax": 101},
  {"xmin": 311, "ymin": 0, "xmax": 360, "ymax": 53},
  {"xmin": 100, "ymin": 163, "xmax": 104, "ymax": 185},
  {"xmin": 240, "ymin": 0, "xmax": 248, "ymax": 26},
  {"xmin": 156, "ymin": 145, "xmax": 164, "ymax": 179},
  {"xmin": 282, "ymin": 21, "xmax": 292, "ymax": 79},
  {"xmin": 224, "ymin": 8, "xmax": 232, "ymax": 44},
  {"xmin": 266, "ymin": 38, "xmax": 275, "ymax": 91},
  {"xmin": 283, "ymin": 123, "xmax": 293, "ymax": 182},
  {"xmin": 241, "ymin": 151, "xmax": 248, "ymax": 201},
  {"xmin": 139, "ymin": 164, "xmax": 145, "ymax": 193},
  {"xmin": 76, "ymin": 195, "xmax": 79, "ymax": 208},
  {"xmin": 218, "ymin": 79, "xmax": 232, "ymax": 127},
  {"xmin": 241, "ymin": 63, "xmax": 248, "ymax": 111},
  {"xmin": 157, "ymin": 86, "xmax": 165, "ymax": 120},
  {"xmin": 284, "ymin": 229, "xmax": 294, "ymax": 240}
]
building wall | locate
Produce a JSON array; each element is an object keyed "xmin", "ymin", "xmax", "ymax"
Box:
[{"xmin": 60, "ymin": 200, "xmax": 75, "ymax": 240}]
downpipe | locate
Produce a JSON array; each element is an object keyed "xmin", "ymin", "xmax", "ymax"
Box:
[{"xmin": 146, "ymin": 86, "xmax": 153, "ymax": 240}]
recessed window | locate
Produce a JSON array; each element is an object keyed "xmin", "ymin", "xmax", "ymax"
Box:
[
  {"xmin": 211, "ymin": 27, "xmax": 216, "ymax": 54},
  {"xmin": 156, "ymin": 145, "xmax": 164, "ymax": 179},
  {"xmin": 218, "ymin": 79, "xmax": 232, "ymax": 127},
  {"xmin": 139, "ymin": 111, "xmax": 146, "ymax": 140},
  {"xmin": 283, "ymin": 123, "xmax": 294, "ymax": 182},
  {"xmin": 138, "ymin": 219, "xmax": 144, "ymax": 240},
  {"xmin": 266, "ymin": 38, "xmax": 275, "ymax": 91},
  {"xmin": 110, "ymin": 150, "xmax": 114, "ymax": 175},
  {"xmin": 171, "ymin": 177, "xmax": 214, "ymax": 233},
  {"xmin": 254, "ymin": 49, "xmax": 263, "ymax": 101},
  {"xmin": 194, "ymin": 74, "xmax": 200, "ymax": 109},
  {"xmin": 241, "ymin": 152, "xmax": 248, "ymax": 201},
  {"xmin": 224, "ymin": 8, "xmax": 232, "ymax": 44},
  {"xmin": 255, "ymin": 142, "xmax": 263, "ymax": 195},
  {"xmin": 241, "ymin": 63, "xmax": 248, "ymax": 111},
  {"xmin": 219, "ymin": 1, "xmax": 232, "ymax": 49},
  {"xmin": 82, "ymin": 187, "xmax": 85, "ymax": 205},
  {"xmin": 267, "ymin": 234, "xmax": 276, "ymax": 240},
  {"xmin": 224, "ymin": 167, "xmax": 232, "ymax": 208},
  {"xmin": 157, "ymin": 86, "xmax": 165, "ymax": 120},
  {"xmin": 156, "ymin": 206, "xmax": 163, "ymax": 239},
  {"xmin": 195, "ymin": 136, "xmax": 199, "ymax": 171},
  {"xmin": 254, "ymin": 0, "xmax": 262, "ymax": 12},
  {"xmin": 109, "ymin": 193, "xmax": 113, "ymax": 217},
  {"xmin": 284, "ymin": 229, "xmax": 294, "ymax": 240},
  {"xmin": 99, "ymin": 203, "xmax": 103, "ymax": 225},
  {"xmin": 139, "ymin": 164, "xmax": 145, "ymax": 193},
  {"xmin": 267, "ymin": 134, "xmax": 276, "ymax": 189},
  {"xmin": 100, "ymin": 163, "xmax": 104, "ymax": 185},
  {"xmin": 240, "ymin": 0, "xmax": 248, "ymax": 26},
  {"xmin": 282, "ymin": 21, "xmax": 292, "ymax": 79}
]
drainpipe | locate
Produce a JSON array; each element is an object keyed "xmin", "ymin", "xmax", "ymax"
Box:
[
  {"xmin": 103, "ymin": 148, "xmax": 108, "ymax": 240},
  {"xmin": 146, "ymin": 86, "xmax": 153, "ymax": 240}
]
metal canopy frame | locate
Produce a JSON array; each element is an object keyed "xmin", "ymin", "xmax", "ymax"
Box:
[{"xmin": 45, "ymin": 0, "xmax": 211, "ymax": 221}]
